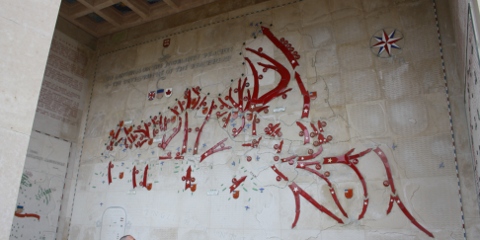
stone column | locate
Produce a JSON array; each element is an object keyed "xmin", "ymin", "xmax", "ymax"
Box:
[{"xmin": 0, "ymin": 0, "xmax": 62, "ymax": 238}]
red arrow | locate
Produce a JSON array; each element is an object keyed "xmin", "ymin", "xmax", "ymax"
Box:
[{"xmin": 229, "ymin": 176, "xmax": 247, "ymax": 193}]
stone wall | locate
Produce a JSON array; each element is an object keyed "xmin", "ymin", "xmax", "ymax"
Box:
[
  {"xmin": 10, "ymin": 30, "xmax": 95, "ymax": 240},
  {"xmin": 0, "ymin": 0, "xmax": 62, "ymax": 239},
  {"xmin": 444, "ymin": 0, "xmax": 480, "ymax": 237},
  {"xmin": 69, "ymin": 0, "xmax": 474, "ymax": 239}
]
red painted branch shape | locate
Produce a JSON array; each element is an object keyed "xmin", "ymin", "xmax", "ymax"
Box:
[
  {"xmin": 158, "ymin": 116, "xmax": 182, "ymax": 150},
  {"xmin": 295, "ymin": 72, "xmax": 310, "ymax": 119},
  {"xmin": 251, "ymin": 114, "xmax": 258, "ymax": 135},
  {"xmin": 323, "ymin": 148, "xmax": 372, "ymax": 220},
  {"xmin": 193, "ymin": 100, "xmax": 216, "ymax": 155},
  {"xmin": 280, "ymin": 155, "xmax": 296, "ymax": 165},
  {"xmin": 296, "ymin": 121, "xmax": 310, "ymax": 145},
  {"xmin": 387, "ymin": 195, "xmax": 434, "ymax": 238},
  {"xmin": 373, "ymin": 147, "xmax": 433, "ymax": 238},
  {"xmin": 132, "ymin": 166, "xmax": 139, "ymax": 189},
  {"xmin": 141, "ymin": 165, "xmax": 149, "ymax": 188},
  {"xmin": 264, "ymin": 123, "xmax": 282, "ymax": 138},
  {"xmin": 242, "ymin": 137, "xmax": 262, "ymax": 148},
  {"xmin": 232, "ymin": 116, "xmax": 246, "ymax": 138},
  {"xmin": 297, "ymin": 146, "xmax": 323, "ymax": 161},
  {"xmin": 289, "ymin": 182, "xmax": 343, "ymax": 228},
  {"xmin": 182, "ymin": 112, "xmax": 190, "ymax": 154},
  {"xmin": 273, "ymin": 140, "xmax": 283, "ymax": 153},
  {"xmin": 182, "ymin": 166, "xmax": 195, "ymax": 191},
  {"xmin": 261, "ymin": 26, "xmax": 299, "ymax": 69},
  {"xmin": 159, "ymin": 152, "xmax": 172, "ymax": 160},
  {"xmin": 296, "ymin": 161, "xmax": 348, "ymax": 218},
  {"xmin": 311, "ymin": 120, "xmax": 333, "ymax": 146},
  {"xmin": 271, "ymin": 165, "xmax": 288, "ymax": 182},
  {"xmin": 230, "ymin": 176, "xmax": 247, "ymax": 193},
  {"xmin": 245, "ymin": 47, "xmax": 291, "ymax": 106},
  {"xmin": 200, "ymin": 138, "xmax": 232, "ymax": 163},
  {"xmin": 15, "ymin": 212, "xmax": 40, "ymax": 220},
  {"xmin": 108, "ymin": 161, "xmax": 114, "ymax": 184}
]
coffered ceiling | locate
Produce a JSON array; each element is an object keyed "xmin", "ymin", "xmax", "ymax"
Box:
[{"xmin": 58, "ymin": 0, "xmax": 223, "ymax": 37}]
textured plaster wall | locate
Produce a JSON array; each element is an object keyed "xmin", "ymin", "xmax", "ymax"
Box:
[
  {"xmin": 9, "ymin": 29, "xmax": 95, "ymax": 240},
  {"xmin": 69, "ymin": 0, "xmax": 479, "ymax": 239},
  {"xmin": 444, "ymin": 0, "xmax": 480, "ymax": 238},
  {"xmin": 448, "ymin": 0, "xmax": 480, "ymax": 83},
  {"xmin": 44, "ymin": 31, "xmax": 95, "ymax": 240},
  {"xmin": 0, "ymin": 0, "xmax": 62, "ymax": 239}
]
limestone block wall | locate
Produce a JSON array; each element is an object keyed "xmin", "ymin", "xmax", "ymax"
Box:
[
  {"xmin": 40, "ymin": 31, "xmax": 95, "ymax": 240},
  {"xmin": 0, "ymin": 0, "xmax": 62, "ymax": 239},
  {"xmin": 33, "ymin": 31, "xmax": 93, "ymax": 142},
  {"xmin": 443, "ymin": 0, "xmax": 480, "ymax": 237},
  {"xmin": 9, "ymin": 30, "xmax": 95, "ymax": 240},
  {"xmin": 69, "ymin": 0, "xmax": 471, "ymax": 239}
]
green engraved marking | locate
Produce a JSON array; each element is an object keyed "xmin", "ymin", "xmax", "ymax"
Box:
[
  {"xmin": 21, "ymin": 174, "xmax": 32, "ymax": 188},
  {"xmin": 35, "ymin": 187, "xmax": 52, "ymax": 205}
]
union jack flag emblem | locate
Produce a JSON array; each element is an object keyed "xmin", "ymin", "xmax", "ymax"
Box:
[{"xmin": 147, "ymin": 91, "xmax": 156, "ymax": 101}]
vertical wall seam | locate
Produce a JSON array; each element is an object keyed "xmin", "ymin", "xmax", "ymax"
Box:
[
  {"xmin": 65, "ymin": 52, "xmax": 100, "ymax": 239},
  {"xmin": 56, "ymin": 141, "xmax": 72, "ymax": 240},
  {"xmin": 432, "ymin": 0, "xmax": 467, "ymax": 239}
]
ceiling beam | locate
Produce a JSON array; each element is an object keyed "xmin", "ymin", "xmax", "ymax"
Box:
[
  {"xmin": 122, "ymin": 0, "xmax": 149, "ymax": 19},
  {"xmin": 97, "ymin": 8, "xmax": 121, "ymax": 27},
  {"xmin": 163, "ymin": 0, "xmax": 179, "ymax": 9}
]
